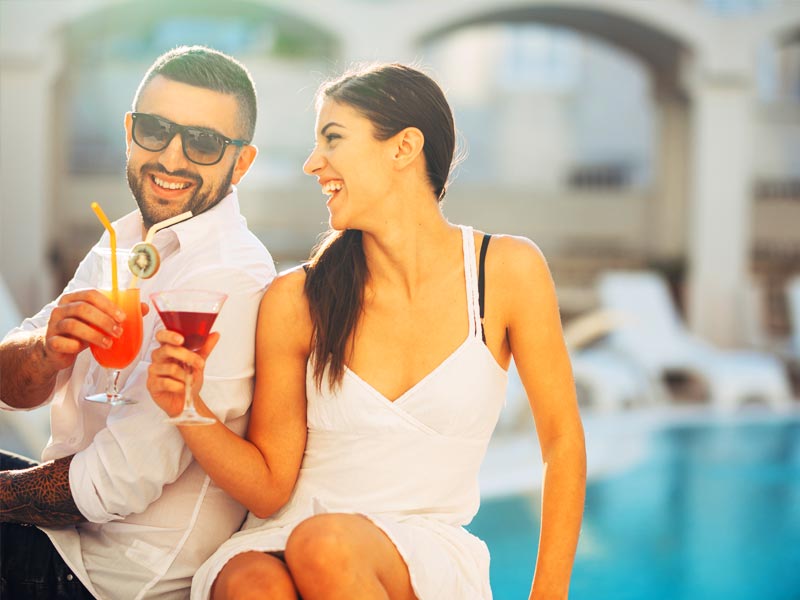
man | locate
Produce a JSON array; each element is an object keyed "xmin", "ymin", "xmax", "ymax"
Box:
[{"xmin": 0, "ymin": 46, "xmax": 276, "ymax": 598}]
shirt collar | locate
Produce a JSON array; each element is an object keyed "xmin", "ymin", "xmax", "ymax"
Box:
[
  {"xmin": 164, "ymin": 186, "xmax": 242, "ymax": 250},
  {"xmin": 112, "ymin": 186, "xmax": 242, "ymax": 251}
]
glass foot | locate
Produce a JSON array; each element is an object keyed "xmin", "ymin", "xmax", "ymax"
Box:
[
  {"xmin": 166, "ymin": 410, "xmax": 215, "ymax": 426},
  {"xmin": 85, "ymin": 392, "xmax": 137, "ymax": 406}
]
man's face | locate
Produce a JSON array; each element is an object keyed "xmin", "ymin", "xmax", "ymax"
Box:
[{"xmin": 124, "ymin": 75, "xmax": 256, "ymax": 230}]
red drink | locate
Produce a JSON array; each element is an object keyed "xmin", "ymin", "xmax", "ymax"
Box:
[
  {"xmin": 91, "ymin": 289, "xmax": 143, "ymax": 369},
  {"xmin": 156, "ymin": 310, "xmax": 219, "ymax": 351},
  {"xmin": 150, "ymin": 290, "xmax": 226, "ymax": 424}
]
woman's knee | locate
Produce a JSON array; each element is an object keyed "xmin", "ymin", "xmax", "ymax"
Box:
[
  {"xmin": 285, "ymin": 515, "xmax": 416, "ymax": 599},
  {"xmin": 211, "ymin": 551, "xmax": 297, "ymax": 600},
  {"xmin": 284, "ymin": 514, "xmax": 359, "ymax": 578}
]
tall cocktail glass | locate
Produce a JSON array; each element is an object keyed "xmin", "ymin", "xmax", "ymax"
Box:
[
  {"xmin": 85, "ymin": 249, "xmax": 143, "ymax": 405},
  {"xmin": 150, "ymin": 290, "xmax": 227, "ymax": 425}
]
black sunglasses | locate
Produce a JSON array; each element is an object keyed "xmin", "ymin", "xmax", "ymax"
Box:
[{"xmin": 131, "ymin": 112, "xmax": 249, "ymax": 166}]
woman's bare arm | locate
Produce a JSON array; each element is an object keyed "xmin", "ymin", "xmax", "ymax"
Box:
[
  {"xmin": 147, "ymin": 269, "xmax": 311, "ymax": 517},
  {"xmin": 493, "ymin": 235, "xmax": 587, "ymax": 600}
]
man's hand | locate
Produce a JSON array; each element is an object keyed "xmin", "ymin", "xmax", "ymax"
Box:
[
  {"xmin": 42, "ymin": 289, "xmax": 130, "ymax": 372},
  {"xmin": 0, "ymin": 290, "xmax": 150, "ymax": 408},
  {"xmin": 0, "ymin": 456, "xmax": 85, "ymax": 527}
]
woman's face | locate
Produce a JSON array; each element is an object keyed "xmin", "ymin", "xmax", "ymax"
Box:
[{"xmin": 303, "ymin": 99, "xmax": 395, "ymax": 231}]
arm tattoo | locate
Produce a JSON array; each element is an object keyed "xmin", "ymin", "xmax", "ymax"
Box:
[{"xmin": 0, "ymin": 455, "xmax": 85, "ymax": 527}]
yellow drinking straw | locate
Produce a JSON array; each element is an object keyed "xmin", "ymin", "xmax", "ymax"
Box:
[{"xmin": 90, "ymin": 202, "xmax": 118, "ymax": 300}]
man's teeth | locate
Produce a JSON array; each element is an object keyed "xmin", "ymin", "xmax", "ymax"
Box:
[
  {"xmin": 323, "ymin": 181, "xmax": 343, "ymax": 195},
  {"xmin": 153, "ymin": 176, "xmax": 190, "ymax": 190}
]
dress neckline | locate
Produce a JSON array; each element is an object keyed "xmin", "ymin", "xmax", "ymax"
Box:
[
  {"xmin": 342, "ymin": 226, "xmax": 483, "ymax": 403},
  {"xmin": 344, "ymin": 335, "xmax": 476, "ymax": 404}
]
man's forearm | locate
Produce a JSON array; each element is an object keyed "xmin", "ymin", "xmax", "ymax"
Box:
[
  {"xmin": 0, "ymin": 455, "xmax": 85, "ymax": 527},
  {"xmin": 0, "ymin": 331, "xmax": 60, "ymax": 409}
]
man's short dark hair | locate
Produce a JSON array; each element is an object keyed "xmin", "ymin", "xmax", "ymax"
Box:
[{"xmin": 133, "ymin": 45, "xmax": 257, "ymax": 140}]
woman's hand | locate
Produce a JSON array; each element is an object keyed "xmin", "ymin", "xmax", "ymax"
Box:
[{"xmin": 147, "ymin": 330, "xmax": 219, "ymax": 418}]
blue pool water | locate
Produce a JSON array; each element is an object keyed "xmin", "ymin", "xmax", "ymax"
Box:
[{"xmin": 469, "ymin": 419, "xmax": 800, "ymax": 600}]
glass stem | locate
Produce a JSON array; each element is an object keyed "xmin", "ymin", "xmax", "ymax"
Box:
[
  {"xmin": 183, "ymin": 364, "xmax": 196, "ymax": 415},
  {"xmin": 107, "ymin": 369, "xmax": 121, "ymax": 399}
]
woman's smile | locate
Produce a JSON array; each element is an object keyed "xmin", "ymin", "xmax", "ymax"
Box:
[{"xmin": 322, "ymin": 179, "xmax": 344, "ymax": 204}]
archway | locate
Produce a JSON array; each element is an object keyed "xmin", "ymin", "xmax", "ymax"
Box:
[{"xmin": 412, "ymin": 3, "xmax": 694, "ymax": 319}]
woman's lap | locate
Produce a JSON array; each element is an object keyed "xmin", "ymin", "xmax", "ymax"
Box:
[
  {"xmin": 210, "ymin": 513, "xmax": 416, "ymax": 600},
  {"xmin": 200, "ymin": 511, "xmax": 488, "ymax": 599}
]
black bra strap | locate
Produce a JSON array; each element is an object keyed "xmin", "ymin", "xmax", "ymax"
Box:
[{"xmin": 478, "ymin": 234, "xmax": 492, "ymax": 343}]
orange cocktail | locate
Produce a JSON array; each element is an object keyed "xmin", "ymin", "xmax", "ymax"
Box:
[
  {"xmin": 85, "ymin": 286, "xmax": 143, "ymax": 405},
  {"xmin": 90, "ymin": 288, "xmax": 143, "ymax": 369}
]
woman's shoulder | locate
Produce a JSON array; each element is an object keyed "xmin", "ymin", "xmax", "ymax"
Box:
[
  {"xmin": 472, "ymin": 230, "xmax": 550, "ymax": 279},
  {"xmin": 256, "ymin": 265, "xmax": 312, "ymax": 351},
  {"xmin": 472, "ymin": 231, "xmax": 558, "ymax": 321},
  {"xmin": 266, "ymin": 263, "xmax": 308, "ymax": 291},
  {"xmin": 260, "ymin": 265, "xmax": 310, "ymax": 317}
]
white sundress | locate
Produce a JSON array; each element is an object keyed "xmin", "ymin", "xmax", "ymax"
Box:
[{"xmin": 191, "ymin": 226, "xmax": 509, "ymax": 599}]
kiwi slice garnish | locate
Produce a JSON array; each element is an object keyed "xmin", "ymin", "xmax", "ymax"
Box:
[{"xmin": 128, "ymin": 243, "xmax": 160, "ymax": 279}]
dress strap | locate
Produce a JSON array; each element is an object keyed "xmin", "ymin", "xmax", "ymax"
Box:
[{"xmin": 461, "ymin": 225, "xmax": 481, "ymax": 339}]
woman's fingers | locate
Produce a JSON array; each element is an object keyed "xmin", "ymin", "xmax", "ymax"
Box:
[
  {"xmin": 146, "ymin": 362, "xmax": 187, "ymax": 416},
  {"xmin": 149, "ymin": 373, "xmax": 184, "ymax": 395},
  {"xmin": 155, "ymin": 329, "xmax": 184, "ymax": 346},
  {"xmin": 147, "ymin": 328, "xmax": 216, "ymax": 417},
  {"xmin": 197, "ymin": 332, "xmax": 220, "ymax": 360},
  {"xmin": 148, "ymin": 360, "xmax": 188, "ymax": 382},
  {"xmin": 151, "ymin": 334, "xmax": 206, "ymax": 371}
]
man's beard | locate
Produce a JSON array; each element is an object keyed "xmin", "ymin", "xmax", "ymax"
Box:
[{"xmin": 127, "ymin": 162, "xmax": 235, "ymax": 229}]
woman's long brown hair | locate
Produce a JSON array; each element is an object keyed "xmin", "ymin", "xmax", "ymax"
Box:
[{"xmin": 304, "ymin": 63, "xmax": 457, "ymax": 390}]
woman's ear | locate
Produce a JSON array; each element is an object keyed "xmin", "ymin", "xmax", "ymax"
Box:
[{"xmin": 391, "ymin": 127, "xmax": 425, "ymax": 170}]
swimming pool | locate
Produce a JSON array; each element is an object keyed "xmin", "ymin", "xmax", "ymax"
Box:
[{"xmin": 469, "ymin": 418, "xmax": 800, "ymax": 600}]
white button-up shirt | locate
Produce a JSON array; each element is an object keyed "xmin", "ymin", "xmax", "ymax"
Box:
[{"xmin": 2, "ymin": 188, "xmax": 276, "ymax": 599}]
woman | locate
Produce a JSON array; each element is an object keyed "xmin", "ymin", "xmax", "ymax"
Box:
[{"xmin": 148, "ymin": 63, "xmax": 586, "ymax": 600}]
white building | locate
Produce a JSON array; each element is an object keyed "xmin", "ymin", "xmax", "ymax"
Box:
[{"xmin": 2, "ymin": 0, "xmax": 799, "ymax": 347}]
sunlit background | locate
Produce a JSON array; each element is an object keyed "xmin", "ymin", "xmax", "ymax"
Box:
[{"xmin": 1, "ymin": 1, "xmax": 799, "ymax": 599}]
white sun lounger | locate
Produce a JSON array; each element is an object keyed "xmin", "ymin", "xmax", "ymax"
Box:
[
  {"xmin": 787, "ymin": 275, "xmax": 800, "ymax": 361},
  {"xmin": 497, "ymin": 308, "xmax": 657, "ymax": 425},
  {"xmin": 598, "ymin": 270, "xmax": 792, "ymax": 411}
]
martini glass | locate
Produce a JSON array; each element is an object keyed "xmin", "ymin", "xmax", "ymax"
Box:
[{"xmin": 150, "ymin": 290, "xmax": 227, "ymax": 425}]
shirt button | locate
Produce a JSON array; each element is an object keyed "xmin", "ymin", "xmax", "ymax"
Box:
[{"xmin": 66, "ymin": 574, "xmax": 74, "ymax": 581}]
